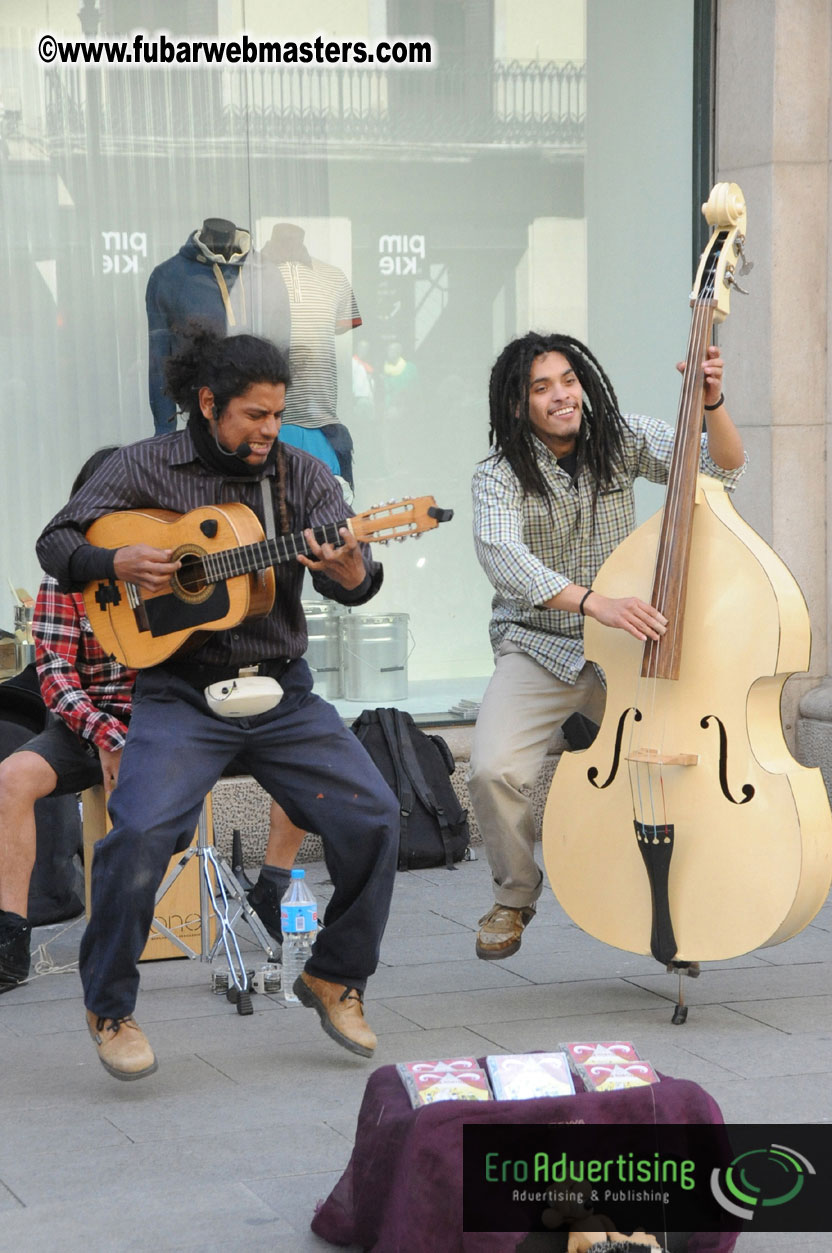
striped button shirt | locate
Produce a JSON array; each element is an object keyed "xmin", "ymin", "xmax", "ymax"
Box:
[
  {"xmin": 472, "ymin": 414, "xmax": 747, "ymax": 684},
  {"xmin": 36, "ymin": 429, "xmax": 382, "ymax": 669},
  {"xmin": 33, "ymin": 575, "xmax": 135, "ymax": 751}
]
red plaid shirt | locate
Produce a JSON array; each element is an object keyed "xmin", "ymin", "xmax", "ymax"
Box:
[{"xmin": 33, "ymin": 575, "xmax": 136, "ymax": 752}]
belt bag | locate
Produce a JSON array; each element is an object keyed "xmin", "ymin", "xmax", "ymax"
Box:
[{"xmin": 204, "ymin": 675, "xmax": 283, "ymax": 717}]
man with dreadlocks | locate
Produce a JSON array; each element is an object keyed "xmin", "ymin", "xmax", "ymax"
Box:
[
  {"xmin": 37, "ymin": 325, "xmax": 399, "ymax": 1078},
  {"xmin": 469, "ymin": 331, "xmax": 746, "ymax": 960}
]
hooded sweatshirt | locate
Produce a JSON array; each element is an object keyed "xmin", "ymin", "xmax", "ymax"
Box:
[{"xmin": 145, "ymin": 227, "xmax": 291, "ymax": 434}]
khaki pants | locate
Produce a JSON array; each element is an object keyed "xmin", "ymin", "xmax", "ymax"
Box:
[{"xmin": 468, "ymin": 641, "xmax": 605, "ymax": 908}]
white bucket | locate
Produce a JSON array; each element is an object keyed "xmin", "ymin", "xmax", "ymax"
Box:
[
  {"xmin": 303, "ymin": 601, "xmax": 344, "ymax": 699},
  {"xmin": 341, "ymin": 613, "xmax": 410, "ymax": 703}
]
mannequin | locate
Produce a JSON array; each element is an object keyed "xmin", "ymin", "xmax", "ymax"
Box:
[
  {"xmin": 199, "ymin": 217, "xmax": 238, "ymax": 261},
  {"xmin": 145, "ymin": 217, "xmax": 290, "ymax": 433},
  {"xmin": 261, "ymin": 223, "xmax": 360, "ymax": 487}
]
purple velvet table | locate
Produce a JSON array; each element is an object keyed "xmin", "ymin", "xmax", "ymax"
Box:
[{"xmin": 312, "ymin": 1063, "xmax": 739, "ymax": 1253}]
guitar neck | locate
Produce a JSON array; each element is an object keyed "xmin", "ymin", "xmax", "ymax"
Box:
[{"xmin": 201, "ymin": 520, "xmax": 348, "ymax": 582}]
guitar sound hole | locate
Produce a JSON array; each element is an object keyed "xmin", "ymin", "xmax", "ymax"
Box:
[{"xmin": 176, "ymin": 553, "xmax": 209, "ymax": 597}]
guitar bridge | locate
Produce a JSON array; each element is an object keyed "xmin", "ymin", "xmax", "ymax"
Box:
[{"xmin": 125, "ymin": 582, "xmax": 151, "ymax": 634}]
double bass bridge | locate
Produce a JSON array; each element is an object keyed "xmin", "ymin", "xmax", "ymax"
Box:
[{"xmin": 626, "ymin": 747, "xmax": 699, "ymax": 767}]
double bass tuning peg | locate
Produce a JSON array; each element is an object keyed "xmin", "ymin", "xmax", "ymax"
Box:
[
  {"xmin": 733, "ymin": 233, "xmax": 754, "ymax": 277},
  {"xmin": 724, "ymin": 266, "xmax": 750, "ymax": 296}
]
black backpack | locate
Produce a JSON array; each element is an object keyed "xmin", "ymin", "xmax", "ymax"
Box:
[{"xmin": 351, "ymin": 707, "xmax": 469, "ymax": 870}]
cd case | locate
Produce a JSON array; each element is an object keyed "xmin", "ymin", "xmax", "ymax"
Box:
[
  {"xmin": 396, "ymin": 1058, "xmax": 492, "ymax": 1107},
  {"xmin": 486, "ymin": 1052, "xmax": 576, "ymax": 1101}
]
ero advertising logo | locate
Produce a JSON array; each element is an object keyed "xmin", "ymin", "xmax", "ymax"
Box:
[{"xmin": 711, "ymin": 1143, "xmax": 817, "ymax": 1221}]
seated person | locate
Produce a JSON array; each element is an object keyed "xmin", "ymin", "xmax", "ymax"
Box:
[{"xmin": 0, "ymin": 448, "xmax": 128, "ymax": 992}]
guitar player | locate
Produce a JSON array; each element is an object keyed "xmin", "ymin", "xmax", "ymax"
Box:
[{"xmin": 37, "ymin": 325, "xmax": 400, "ymax": 1081}]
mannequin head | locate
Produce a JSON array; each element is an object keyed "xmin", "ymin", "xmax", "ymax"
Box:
[{"xmin": 201, "ymin": 218, "xmax": 238, "ymax": 260}]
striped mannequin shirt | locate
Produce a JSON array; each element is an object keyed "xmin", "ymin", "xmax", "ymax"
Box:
[
  {"xmin": 278, "ymin": 258, "xmax": 361, "ymax": 429},
  {"xmin": 472, "ymin": 413, "xmax": 747, "ymax": 685}
]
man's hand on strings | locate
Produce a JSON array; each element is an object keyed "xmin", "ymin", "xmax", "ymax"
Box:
[
  {"xmin": 113, "ymin": 545, "xmax": 181, "ymax": 592},
  {"xmin": 586, "ymin": 593, "xmax": 667, "ymax": 642},
  {"xmin": 297, "ymin": 526, "xmax": 367, "ymax": 590},
  {"xmin": 676, "ymin": 343, "xmax": 724, "ymax": 409}
]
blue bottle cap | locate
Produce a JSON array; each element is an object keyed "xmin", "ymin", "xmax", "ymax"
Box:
[{"xmin": 290, "ymin": 868, "xmax": 305, "ymax": 878}]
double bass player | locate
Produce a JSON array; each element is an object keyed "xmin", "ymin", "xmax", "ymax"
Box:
[{"xmin": 469, "ymin": 331, "xmax": 746, "ymax": 961}]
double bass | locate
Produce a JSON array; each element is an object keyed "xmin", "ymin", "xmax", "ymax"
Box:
[{"xmin": 542, "ymin": 184, "xmax": 832, "ymax": 969}]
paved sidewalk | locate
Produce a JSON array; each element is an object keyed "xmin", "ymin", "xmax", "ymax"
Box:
[{"xmin": 0, "ymin": 853, "xmax": 828, "ymax": 1252}]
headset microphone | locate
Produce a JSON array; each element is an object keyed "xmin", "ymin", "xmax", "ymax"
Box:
[{"xmin": 210, "ymin": 408, "xmax": 252, "ymax": 460}]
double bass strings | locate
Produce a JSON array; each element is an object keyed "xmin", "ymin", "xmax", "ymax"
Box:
[{"xmin": 626, "ymin": 261, "xmax": 718, "ymax": 845}]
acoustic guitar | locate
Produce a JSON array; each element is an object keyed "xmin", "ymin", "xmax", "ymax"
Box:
[
  {"xmin": 542, "ymin": 183, "xmax": 832, "ymax": 966},
  {"xmin": 82, "ymin": 496, "xmax": 452, "ymax": 668}
]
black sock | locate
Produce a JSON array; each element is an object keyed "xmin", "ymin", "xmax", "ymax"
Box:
[
  {"xmin": 258, "ymin": 865, "xmax": 293, "ymax": 893},
  {"xmin": 0, "ymin": 910, "xmax": 28, "ymax": 929}
]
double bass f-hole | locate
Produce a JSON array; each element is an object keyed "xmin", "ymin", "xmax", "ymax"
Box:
[
  {"xmin": 587, "ymin": 707, "xmax": 641, "ymax": 789},
  {"xmin": 588, "ymin": 706, "xmax": 756, "ymax": 806},
  {"xmin": 700, "ymin": 714, "xmax": 755, "ymax": 804}
]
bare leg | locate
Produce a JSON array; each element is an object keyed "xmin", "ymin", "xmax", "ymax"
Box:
[
  {"xmin": 0, "ymin": 751, "xmax": 59, "ymax": 916},
  {"xmin": 263, "ymin": 800, "xmax": 306, "ymax": 868}
]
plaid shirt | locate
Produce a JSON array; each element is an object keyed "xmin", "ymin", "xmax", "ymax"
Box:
[
  {"xmin": 472, "ymin": 413, "xmax": 747, "ymax": 684},
  {"xmin": 33, "ymin": 575, "xmax": 135, "ymax": 752}
]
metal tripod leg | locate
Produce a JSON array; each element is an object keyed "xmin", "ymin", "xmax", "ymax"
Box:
[{"xmin": 148, "ymin": 801, "xmax": 279, "ymax": 978}]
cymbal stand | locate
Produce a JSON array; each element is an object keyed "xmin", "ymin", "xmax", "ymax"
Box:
[{"xmin": 149, "ymin": 801, "xmax": 279, "ymax": 1015}]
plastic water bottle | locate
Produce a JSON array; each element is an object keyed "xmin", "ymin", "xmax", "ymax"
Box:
[{"xmin": 280, "ymin": 869, "xmax": 317, "ymax": 1006}]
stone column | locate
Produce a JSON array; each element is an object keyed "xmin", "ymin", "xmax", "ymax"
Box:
[{"xmin": 715, "ymin": 0, "xmax": 830, "ymax": 752}]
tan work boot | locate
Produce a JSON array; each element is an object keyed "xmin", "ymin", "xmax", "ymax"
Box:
[
  {"xmin": 476, "ymin": 904, "xmax": 536, "ymax": 960},
  {"xmin": 85, "ymin": 1009, "xmax": 158, "ymax": 1081},
  {"xmin": 293, "ymin": 972, "xmax": 377, "ymax": 1058}
]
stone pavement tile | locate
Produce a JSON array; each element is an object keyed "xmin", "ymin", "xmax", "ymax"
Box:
[
  {"xmin": 0, "ymin": 1104, "xmax": 131, "ymax": 1166},
  {"xmin": 0, "ymin": 1121, "xmax": 352, "ymax": 1209},
  {"xmin": 1, "ymin": 1048, "xmax": 232, "ymax": 1112},
  {"xmin": 747, "ymin": 924, "xmax": 831, "ymax": 964},
  {"xmin": 81, "ymin": 1074, "xmax": 361, "ymax": 1150},
  {"xmin": 477, "ymin": 1010, "xmax": 741, "ymax": 1089},
  {"xmin": 367, "ymin": 954, "xmax": 529, "ymax": 998},
  {"xmin": 243, "ymin": 1169, "xmax": 361, "ymax": 1250},
  {"xmin": 806, "ymin": 900, "xmax": 832, "ymax": 932},
  {"xmin": 380, "ymin": 977, "xmax": 666, "ymax": 1030},
  {"xmin": 0, "ymin": 1180, "xmax": 293, "ymax": 1253},
  {"xmin": 186, "ymin": 1011, "xmax": 419, "ymax": 1084},
  {"xmin": 379, "ymin": 926, "xmax": 506, "ymax": 966},
  {"xmin": 183, "ymin": 1043, "xmax": 385, "ymax": 1109},
  {"xmin": 625, "ymin": 961, "xmax": 832, "ymax": 1006},
  {"xmin": 4, "ymin": 968, "xmax": 81, "ymax": 1005},
  {"xmin": 369, "ymin": 1023, "xmax": 509, "ymax": 1068},
  {"xmin": 0, "ymin": 980, "xmax": 240, "ymax": 1038},
  {"xmin": 0, "ymin": 1179, "xmax": 22, "ymax": 1213},
  {"xmin": 723, "ymin": 993, "xmax": 832, "ymax": 1035},
  {"xmin": 380, "ymin": 910, "xmax": 470, "ymax": 939},
  {"xmin": 691, "ymin": 1069, "xmax": 832, "ymax": 1124}
]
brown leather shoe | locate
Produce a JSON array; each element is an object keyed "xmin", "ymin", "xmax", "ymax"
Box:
[
  {"xmin": 293, "ymin": 972, "xmax": 377, "ymax": 1058},
  {"xmin": 85, "ymin": 1009, "xmax": 158, "ymax": 1081},
  {"xmin": 475, "ymin": 904, "xmax": 536, "ymax": 960}
]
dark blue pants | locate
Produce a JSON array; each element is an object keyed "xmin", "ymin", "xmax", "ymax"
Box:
[{"xmin": 80, "ymin": 660, "xmax": 399, "ymax": 1019}]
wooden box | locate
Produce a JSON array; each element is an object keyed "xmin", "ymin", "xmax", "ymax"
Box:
[{"xmin": 81, "ymin": 787, "xmax": 215, "ymax": 961}]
